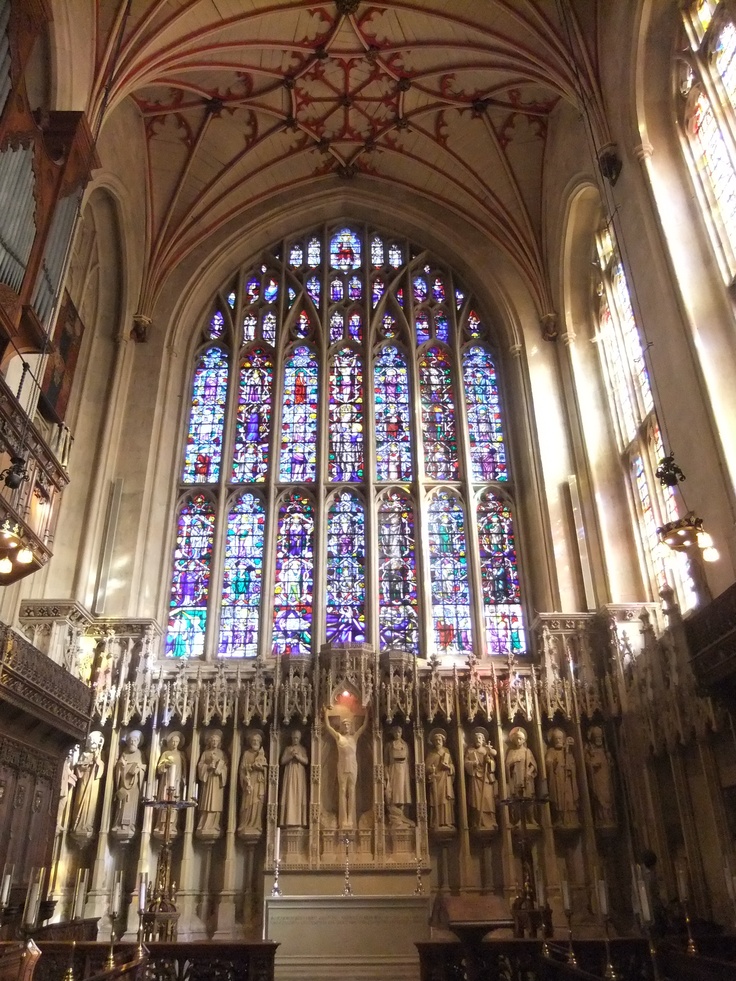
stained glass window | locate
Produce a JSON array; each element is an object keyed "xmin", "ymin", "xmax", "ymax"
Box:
[
  {"xmin": 326, "ymin": 491, "xmax": 366, "ymax": 644},
  {"xmin": 328, "ymin": 348, "xmax": 364, "ymax": 482},
  {"xmin": 166, "ymin": 494, "xmax": 215, "ymax": 658},
  {"xmin": 219, "ymin": 493, "xmax": 265, "ymax": 656},
  {"xmin": 182, "ymin": 347, "xmax": 228, "ymax": 483},
  {"xmin": 168, "ymin": 225, "xmax": 523, "ymax": 658},
  {"xmin": 477, "ymin": 491, "xmax": 524, "ymax": 655},
  {"xmin": 378, "ymin": 490, "xmax": 419, "ymax": 653},
  {"xmin": 427, "ymin": 490, "xmax": 472, "ymax": 654},
  {"xmin": 273, "ymin": 493, "xmax": 314, "ymax": 656},
  {"xmin": 464, "ymin": 347, "xmax": 507, "ymax": 481},
  {"xmin": 375, "ymin": 345, "xmax": 412, "ymax": 481},
  {"xmin": 281, "ymin": 346, "xmax": 319, "ymax": 482},
  {"xmin": 232, "ymin": 348, "xmax": 272, "ymax": 482},
  {"xmin": 419, "ymin": 346, "xmax": 458, "ymax": 479}
]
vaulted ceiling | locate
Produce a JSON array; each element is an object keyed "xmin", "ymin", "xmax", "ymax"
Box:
[{"xmin": 84, "ymin": 1, "xmax": 604, "ymax": 314}]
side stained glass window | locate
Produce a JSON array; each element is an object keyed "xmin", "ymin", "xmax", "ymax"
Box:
[
  {"xmin": 166, "ymin": 494, "xmax": 215, "ymax": 658},
  {"xmin": 219, "ymin": 494, "xmax": 265, "ymax": 656},
  {"xmin": 168, "ymin": 226, "xmax": 524, "ymax": 658},
  {"xmin": 419, "ymin": 346, "xmax": 458, "ymax": 479},
  {"xmin": 463, "ymin": 346, "xmax": 507, "ymax": 481},
  {"xmin": 281, "ymin": 346, "xmax": 319, "ymax": 482},
  {"xmin": 273, "ymin": 494, "xmax": 314, "ymax": 656},
  {"xmin": 326, "ymin": 491, "xmax": 366, "ymax": 644},
  {"xmin": 477, "ymin": 491, "xmax": 525, "ymax": 655},
  {"xmin": 182, "ymin": 347, "xmax": 228, "ymax": 483},
  {"xmin": 328, "ymin": 348, "xmax": 364, "ymax": 482},
  {"xmin": 378, "ymin": 490, "xmax": 419, "ymax": 653},
  {"xmin": 232, "ymin": 348, "xmax": 273, "ymax": 482},
  {"xmin": 375, "ymin": 345, "xmax": 412, "ymax": 480},
  {"xmin": 427, "ymin": 490, "xmax": 472, "ymax": 654}
]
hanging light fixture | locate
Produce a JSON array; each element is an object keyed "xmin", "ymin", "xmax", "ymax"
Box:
[
  {"xmin": 0, "ymin": 557, "xmax": 12, "ymax": 575},
  {"xmin": 16, "ymin": 547, "xmax": 33, "ymax": 564}
]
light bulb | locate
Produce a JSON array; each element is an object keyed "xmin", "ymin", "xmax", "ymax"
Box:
[
  {"xmin": 16, "ymin": 548, "xmax": 32, "ymax": 564},
  {"xmin": 703, "ymin": 546, "xmax": 720, "ymax": 563},
  {"xmin": 0, "ymin": 557, "xmax": 12, "ymax": 574},
  {"xmin": 697, "ymin": 531, "xmax": 714, "ymax": 549}
]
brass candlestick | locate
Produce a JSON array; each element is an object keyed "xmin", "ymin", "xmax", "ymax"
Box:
[
  {"xmin": 565, "ymin": 908, "xmax": 577, "ymax": 967},
  {"xmin": 683, "ymin": 899, "xmax": 698, "ymax": 955},
  {"xmin": 603, "ymin": 918, "xmax": 619, "ymax": 981}
]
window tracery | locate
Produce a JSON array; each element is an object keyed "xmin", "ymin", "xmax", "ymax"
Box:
[{"xmin": 167, "ymin": 225, "xmax": 527, "ymax": 659}]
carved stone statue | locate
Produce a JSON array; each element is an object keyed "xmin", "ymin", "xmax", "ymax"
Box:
[
  {"xmin": 384, "ymin": 725, "xmax": 412, "ymax": 816},
  {"xmin": 323, "ymin": 706, "xmax": 370, "ymax": 830},
  {"xmin": 70, "ymin": 731, "xmax": 105, "ymax": 841},
  {"xmin": 545, "ymin": 727, "xmax": 579, "ymax": 829},
  {"xmin": 505, "ymin": 726, "xmax": 537, "ymax": 798},
  {"xmin": 464, "ymin": 727, "xmax": 497, "ymax": 832},
  {"xmin": 279, "ymin": 729, "xmax": 308, "ymax": 827},
  {"xmin": 57, "ymin": 744, "xmax": 79, "ymax": 831},
  {"xmin": 585, "ymin": 726, "xmax": 616, "ymax": 829},
  {"xmin": 112, "ymin": 730, "xmax": 146, "ymax": 841},
  {"xmin": 426, "ymin": 728, "xmax": 455, "ymax": 832},
  {"xmin": 196, "ymin": 729, "xmax": 228, "ymax": 840},
  {"xmin": 155, "ymin": 731, "xmax": 187, "ymax": 837},
  {"xmin": 238, "ymin": 730, "xmax": 267, "ymax": 839}
]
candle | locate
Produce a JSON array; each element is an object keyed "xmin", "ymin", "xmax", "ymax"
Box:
[
  {"xmin": 597, "ymin": 878, "xmax": 608, "ymax": 917},
  {"xmin": 193, "ymin": 783, "xmax": 199, "ymax": 802},
  {"xmin": 0, "ymin": 871, "xmax": 12, "ymax": 906},
  {"xmin": 111, "ymin": 871, "xmax": 122, "ymax": 917},
  {"xmin": 274, "ymin": 826, "xmax": 281, "ymax": 863},
  {"xmin": 535, "ymin": 866, "xmax": 545, "ymax": 907},
  {"xmin": 561, "ymin": 878, "xmax": 571, "ymax": 913},
  {"xmin": 74, "ymin": 869, "xmax": 88, "ymax": 920},
  {"xmin": 636, "ymin": 867, "xmax": 652, "ymax": 923},
  {"xmin": 24, "ymin": 881, "xmax": 40, "ymax": 927},
  {"xmin": 138, "ymin": 873, "xmax": 147, "ymax": 914},
  {"xmin": 167, "ymin": 762, "xmax": 179, "ymax": 794},
  {"xmin": 677, "ymin": 865, "xmax": 689, "ymax": 902}
]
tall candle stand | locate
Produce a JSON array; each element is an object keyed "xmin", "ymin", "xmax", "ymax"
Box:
[
  {"xmin": 498, "ymin": 793, "xmax": 550, "ymax": 940},
  {"xmin": 141, "ymin": 787, "xmax": 197, "ymax": 942},
  {"xmin": 602, "ymin": 917, "xmax": 619, "ymax": 981},
  {"xmin": 564, "ymin": 906, "xmax": 577, "ymax": 967},
  {"xmin": 414, "ymin": 857, "xmax": 424, "ymax": 896},
  {"xmin": 271, "ymin": 856, "xmax": 282, "ymax": 898},
  {"xmin": 343, "ymin": 835, "xmax": 353, "ymax": 897}
]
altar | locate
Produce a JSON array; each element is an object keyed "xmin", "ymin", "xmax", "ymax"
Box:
[{"xmin": 263, "ymin": 894, "xmax": 431, "ymax": 981}]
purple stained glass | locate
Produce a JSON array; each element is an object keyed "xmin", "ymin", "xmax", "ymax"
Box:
[
  {"xmin": 427, "ymin": 490, "xmax": 472, "ymax": 654},
  {"xmin": 413, "ymin": 276, "xmax": 428, "ymax": 303},
  {"xmin": 388, "ymin": 243, "xmax": 403, "ymax": 268},
  {"xmin": 456, "ymin": 288, "xmax": 466, "ymax": 311},
  {"xmin": 348, "ymin": 276, "xmax": 362, "ymax": 300},
  {"xmin": 219, "ymin": 493, "xmax": 265, "ymax": 657},
  {"xmin": 434, "ymin": 311, "xmax": 449, "ymax": 343},
  {"xmin": 382, "ymin": 313, "xmax": 397, "ymax": 337},
  {"xmin": 396, "ymin": 287, "xmax": 404, "ymax": 307},
  {"xmin": 182, "ymin": 347, "xmax": 228, "ymax": 483},
  {"xmin": 295, "ymin": 309, "xmax": 311, "ymax": 338},
  {"xmin": 464, "ymin": 346, "xmax": 508, "ymax": 481},
  {"xmin": 415, "ymin": 311, "xmax": 430, "ymax": 344},
  {"xmin": 289, "ymin": 242, "xmax": 303, "ymax": 267},
  {"xmin": 273, "ymin": 493, "xmax": 314, "ymax": 656},
  {"xmin": 208, "ymin": 310, "xmax": 225, "ymax": 339},
  {"xmin": 330, "ymin": 310, "xmax": 344, "ymax": 343},
  {"xmin": 378, "ymin": 490, "xmax": 419, "ymax": 653},
  {"xmin": 371, "ymin": 236, "xmax": 385, "ymax": 266},
  {"xmin": 477, "ymin": 491, "xmax": 525, "ymax": 655},
  {"xmin": 243, "ymin": 313, "xmax": 257, "ymax": 342},
  {"xmin": 166, "ymin": 494, "xmax": 215, "ymax": 659},
  {"xmin": 280, "ymin": 346, "xmax": 319, "ymax": 482},
  {"xmin": 467, "ymin": 309, "xmax": 482, "ymax": 337},
  {"xmin": 307, "ymin": 236, "xmax": 321, "ymax": 267},
  {"xmin": 306, "ymin": 276, "xmax": 321, "ymax": 306},
  {"xmin": 232, "ymin": 348, "xmax": 272, "ymax": 482},
  {"xmin": 432, "ymin": 277, "xmax": 446, "ymax": 302},
  {"xmin": 328, "ymin": 347, "xmax": 364, "ymax": 482},
  {"xmin": 262, "ymin": 311, "xmax": 276, "ymax": 344},
  {"xmin": 264, "ymin": 277, "xmax": 278, "ymax": 303},
  {"xmin": 330, "ymin": 278, "xmax": 344, "ymax": 302},
  {"xmin": 419, "ymin": 346, "xmax": 458, "ymax": 479},
  {"xmin": 326, "ymin": 491, "xmax": 366, "ymax": 644},
  {"xmin": 246, "ymin": 276, "xmax": 260, "ymax": 304},
  {"xmin": 372, "ymin": 278, "xmax": 385, "ymax": 308},
  {"xmin": 348, "ymin": 311, "xmax": 362, "ymax": 341},
  {"xmin": 375, "ymin": 345, "xmax": 412, "ymax": 481},
  {"xmin": 330, "ymin": 228, "xmax": 361, "ymax": 270}
]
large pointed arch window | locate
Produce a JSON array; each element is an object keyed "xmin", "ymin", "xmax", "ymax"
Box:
[{"xmin": 166, "ymin": 225, "xmax": 528, "ymax": 658}]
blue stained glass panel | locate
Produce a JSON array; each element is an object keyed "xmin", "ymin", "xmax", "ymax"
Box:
[
  {"xmin": 375, "ymin": 345, "xmax": 412, "ymax": 481},
  {"xmin": 330, "ymin": 228, "xmax": 361, "ymax": 270},
  {"xmin": 166, "ymin": 494, "xmax": 215, "ymax": 658},
  {"xmin": 382, "ymin": 313, "xmax": 397, "ymax": 337},
  {"xmin": 307, "ymin": 236, "xmax": 321, "ymax": 267},
  {"xmin": 287, "ymin": 287, "xmax": 297, "ymax": 308},
  {"xmin": 348, "ymin": 276, "xmax": 362, "ymax": 300},
  {"xmin": 419, "ymin": 346, "xmax": 458, "ymax": 479},
  {"xmin": 434, "ymin": 311, "xmax": 449, "ymax": 342},
  {"xmin": 396, "ymin": 287, "xmax": 404, "ymax": 307},
  {"xmin": 227, "ymin": 292, "xmax": 236, "ymax": 309},
  {"xmin": 463, "ymin": 346, "xmax": 508, "ymax": 481},
  {"xmin": 280, "ymin": 346, "xmax": 319, "ymax": 481},
  {"xmin": 348, "ymin": 311, "xmax": 362, "ymax": 341},
  {"xmin": 243, "ymin": 313, "xmax": 257, "ymax": 342},
  {"xmin": 219, "ymin": 493, "xmax": 265, "ymax": 656},
  {"xmin": 246, "ymin": 277, "xmax": 260, "ymax": 303},
  {"xmin": 273, "ymin": 493, "xmax": 314, "ymax": 656},
  {"xmin": 330, "ymin": 278, "xmax": 344, "ymax": 302},
  {"xmin": 262, "ymin": 311, "xmax": 276, "ymax": 344},
  {"xmin": 427, "ymin": 490, "xmax": 472, "ymax": 654},
  {"xmin": 416, "ymin": 312, "xmax": 430, "ymax": 344},
  {"xmin": 328, "ymin": 348, "xmax": 364, "ymax": 482},
  {"xmin": 372, "ymin": 278, "xmax": 385, "ymax": 307},
  {"xmin": 208, "ymin": 310, "xmax": 225, "ymax": 338},
  {"xmin": 326, "ymin": 491, "xmax": 366, "ymax": 644},
  {"xmin": 289, "ymin": 243, "xmax": 303, "ymax": 267},
  {"xmin": 413, "ymin": 276, "xmax": 428, "ymax": 302},
  {"xmin": 371, "ymin": 236, "xmax": 384, "ymax": 266},
  {"xmin": 388, "ymin": 243, "xmax": 403, "ymax": 268},
  {"xmin": 378, "ymin": 490, "xmax": 419, "ymax": 653},
  {"xmin": 182, "ymin": 347, "xmax": 228, "ymax": 483},
  {"xmin": 456, "ymin": 289, "xmax": 466, "ymax": 311},
  {"xmin": 467, "ymin": 310, "xmax": 482, "ymax": 337},
  {"xmin": 232, "ymin": 348, "xmax": 272, "ymax": 482},
  {"xmin": 306, "ymin": 276, "xmax": 321, "ymax": 306},
  {"xmin": 432, "ymin": 277, "xmax": 446, "ymax": 302},
  {"xmin": 477, "ymin": 491, "xmax": 525, "ymax": 655},
  {"xmin": 330, "ymin": 310, "xmax": 344, "ymax": 343},
  {"xmin": 295, "ymin": 310, "xmax": 311, "ymax": 338},
  {"xmin": 264, "ymin": 278, "xmax": 278, "ymax": 303}
]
